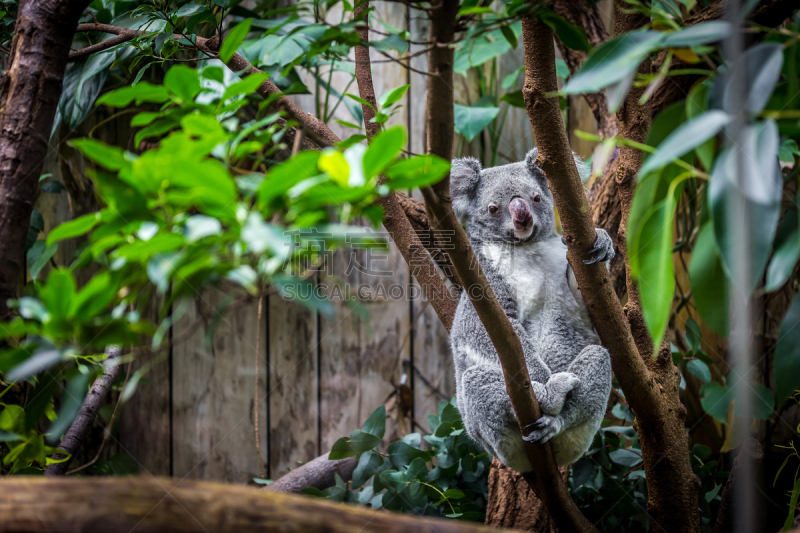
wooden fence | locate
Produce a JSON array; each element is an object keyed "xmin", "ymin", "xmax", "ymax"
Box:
[{"xmin": 33, "ymin": 1, "xmax": 610, "ymax": 485}]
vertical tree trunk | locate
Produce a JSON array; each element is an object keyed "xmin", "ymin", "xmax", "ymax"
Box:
[{"xmin": 0, "ymin": 0, "xmax": 89, "ymax": 319}]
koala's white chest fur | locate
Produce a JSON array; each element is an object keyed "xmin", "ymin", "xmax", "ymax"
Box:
[{"xmin": 481, "ymin": 238, "xmax": 574, "ymax": 322}]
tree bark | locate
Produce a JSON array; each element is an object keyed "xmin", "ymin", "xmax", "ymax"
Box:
[
  {"xmin": 263, "ymin": 453, "xmax": 358, "ymax": 494},
  {"xmin": 0, "ymin": 0, "xmax": 91, "ymax": 320},
  {"xmin": 421, "ymin": 2, "xmax": 596, "ymax": 531},
  {"xmin": 45, "ymin": 347, "xmax": 121, "ymax": 476},
  {"xmin": 0, "ymin": 477, "xmax": 510, "ymax": 533},
  {"xmin": 522, "ymin": 16, "xmax": 701, "ymax": 532},
  {"xmin": 485, "ymin": 459, "xmax": 569, "ymax": 532}
]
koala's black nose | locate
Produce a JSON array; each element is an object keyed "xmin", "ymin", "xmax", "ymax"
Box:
[{"xmin": 509, "ymin": 197, "xmax": 532, "ymax": 230}]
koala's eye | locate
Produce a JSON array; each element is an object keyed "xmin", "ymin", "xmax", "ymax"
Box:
[
  {"xmin": 488, "ymin": 204, "xmax": 500, "ymax": 215},
  {"xmin": 532, "ymin": 194, "xmax": 541, "ymax": 203}
]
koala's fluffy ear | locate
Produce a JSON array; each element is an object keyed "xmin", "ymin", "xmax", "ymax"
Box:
[
  {"xmin": 525, "ymin": 148, "xmax": 590, "ymax": 184},
  {"xmin": 450, "ymin": 157, "xmax": 482, "ymax": 223}
]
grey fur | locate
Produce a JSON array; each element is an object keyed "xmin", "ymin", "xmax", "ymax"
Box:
[{"xmin": 450, "ymin": 149, "xmax": 613, "ymax": 471}]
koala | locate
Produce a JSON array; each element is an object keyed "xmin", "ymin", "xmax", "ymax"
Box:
[{"xmin": 450, "ymin": 148, "xmax": 613, "ymax": 471}]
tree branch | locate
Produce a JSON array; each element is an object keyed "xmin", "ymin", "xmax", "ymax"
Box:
[
  {"xmin": 44, "ymin": 346, "xmax": 121, "ymax": 477},
  {"xmin": 419, "ymin": 1, "xmax": 595, "ymax": 530},
  {"xmin": 264, "ymin": 453, "xmax": 358, "ymax": 494},
  {"xmin": 0, "ymin": 477, "xmax": 511, "ymax": 533},
  {"xmin": 0, "ymin": 0, "xmax": 91, "ymax": 320},
  {"xmin": 351, "ymin": 0, "xmax": 458, "ymax": 328},
  {"xmin": 521, "ymin": 16, "xmax": 662, "ymax": 423}
]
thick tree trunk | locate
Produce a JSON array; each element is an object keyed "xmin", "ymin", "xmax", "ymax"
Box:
[
  {"xmin": 485, "ymin": 459, "xmax": 570, "ymax": 532},
  {"xmin": 0, "ymin": 0, "xmax": 90, "ymax": 319},
  {"xmin": 0, "ymin": 477, "xmax": 508, "ymax": 533}
]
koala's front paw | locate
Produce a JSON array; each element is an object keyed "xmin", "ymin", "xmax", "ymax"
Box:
[
  {"xmin": 522, "ymin": 415, "xmax": 563, "ymax": 444},
  {"xmin": 584, "ymin": 229, "xmax": 615, "ymax": 265}
]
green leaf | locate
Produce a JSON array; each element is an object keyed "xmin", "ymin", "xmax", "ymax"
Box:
[
  {"xmin": 25, "ymin": 369, "xmax": 58, "ymax": 431},
  {"xmin": 765, "ymin": 207, "xmax": 800, "ymax": 292},
  {"xmin": 608, "ymin": 448, "xmax": 643, "ymax": 468},
  {"xmin": 387, "ymin": 441, "xmax": 430, "ymax": 468},
  {"xmin": 349, "ymin": 430, "xmax": 382, "ymax": 453},
  {"xmin": 72, "ymin": 272, "xmax": 118, "ymax": 323},
  {"xmin": 38, "ymin": 269, "xmax": 76, "ymax": 322},
  {"xmin": 27, "ymin": 240, "xmax": 57, "ymax": 280},
  {"xmin": 709, "ymin": 122, "xmax": 783, "ymax": 292},
  {"xmin": 363, "ymin": 127, "xmax": 405, "ymax": 178},
  {"xmin": 220, "ymin": 18, "xmax": 253, "ymax": 63},
  {"xmin": 538, "ymin": 7, "xmax": 591, "ymax": 52},
  {"xmin": 686, "ymin": 360, "xmax": 711, "ymax": 384},
  {"xmin": 164, "ymin": 65, "xmax": 201, "ymax": 101},
  {"xmin": 500, "ymin": 25, "xmax": 517, "ymax": 49},
  {"xmin": 47, "ymin": 212, "xmax": 102, "ymax": 246},
  {"xmin": 70, "ymin": 139, "xmax": 130, "ymax": 171},
  {"xmin": 383, "ymin": 155, "xmax": 450, "ymax": 189},
  {"xmin": 17, "ymin": 297, "xmax": 49, "ymax": 322},
  {"xmin": 714, "ymin": 43, "xmax": 783, "ymax": 114},
  {"xmin": 629, "ymin": 198, "xmax": 675, "ymax": 348},
  {"xmin": 752, "ymin": 383, "xmax": 774, "ymax": 420},
  {"xmin": 661, "ymin": 21, "xmax": 731, "ymax": 48},
  {"xmin": 774, "ymin": 294, "xmax": 800, "ymax": 409},
  {"xmin": 47, "ymin": 371, "xmax": 92, "ymax": 443},
  {"xmin": 96, "ymin": 82, "xmax": 170, "ymax": 107},
  {"xmin": 700, "ymin": 382, "xmax": 734, "ymax": 423},
  {"xmin": 689, "ymin": 222, "xmax": 729, "ymax": 335},
  {"xmin": 352, "ymin": 451, "xmax": 383, "ymax": 488},
  {"xmin": 443, "ymin": 488, "xmax": 466, "ymax": 500},
  {"xmin": 377, "ymin": 84, "xmax": 409, "ymax": 109},
  {"xmin": 500, "ymin": 90, "xmax": 525, "ymax": 109},
  {"xmin": 685, "ymin": 317, "xmax": 702, "ymax": 352},
  {"xmin": 362, "ymin": 405, "xmax": 386, "ymax": 439},
  {"xmin": 562, "ymin": 31, "xmax": 664, "ymax": 94},
  {"xmin": 222, "ymin": 72, "xmax": 269, "ymax": 101},
  {"xmin": 6, "ymin": 347, "xmax": 62, "ymax": 382},
  {"xmin": 779, "ymin": 138, "xmax": 799, "ymax": 163},
  {"xmin": 454, "ymin": 104, "xmax": 499, "ymax": 142},
  {"xmin": 638, "ymin": 110, "xmax": 731, "ymax": 176},
  {"xmin": 0, "ymin": 405, "xmax": 25, "ymax": 434},
  {"xmin": 328, "ymin": 436, "xmax": 356, "ymax": 460}
]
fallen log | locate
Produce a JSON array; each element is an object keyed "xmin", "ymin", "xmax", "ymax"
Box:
[{"xmin": 0, "ymin": 477, "xmax": 505, "ymax": 533}]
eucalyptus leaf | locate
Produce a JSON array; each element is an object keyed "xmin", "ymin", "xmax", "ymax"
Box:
[{"xmin": 774, "ymin": 294, "xmax": 800, "ymax": 409}]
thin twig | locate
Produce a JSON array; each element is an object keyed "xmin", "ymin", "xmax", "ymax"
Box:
[{"xmin": 66, "ymin": 359, "xmax": 133, "ymax": 475}]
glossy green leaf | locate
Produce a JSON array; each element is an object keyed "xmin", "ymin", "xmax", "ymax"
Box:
[
  {"xmin": 384, "ymin": 155, "xmax": 450, "ymax": 189},
  {"xmin": 687, "ymin": 360, "xmax": 711, "ymax": 384},
  {"xmin": 639, "ymin": 110, "xmax": 730, "ymax": 176},
  {"xmin": 46, "ymin": 213, "xmax": 101, "ymax": 246},
  {"xmin": 689, "ymin": 222, "xmax": 729, "ymax": 336},
  {"xmin": 72, "ymin": 272, "xmax": 118, "ymax": 323},
  {"xmin": 96, "ymin": 82, "xmax": 170, "ymax": 107},
  {"xmin": 562, "ymin": 31, "xmax": 664, "ymax": 94},
  {"xmin": 70, "ymin": 139, "xmax": 130, "ymax": 171},
  {"xmin": 27, "ymin": 240, "xmax": 57, "ymax": 280},
  {"xmin": 47, "ymin": 371, "xmax": 92, "ymax": 443},
  {"xmin": 661, "ymin": 21, "xmax": 731, "ymax": 48},
  {"xmin": 164, "ymin": 65, "xmax": 201, "ymax": 101},
  {"xmin": 38, "ymin": 269, "xmax": 76, "ymax": 322},
  {"xmin": 538, "ymin": 7, "xmax": 591, "ymax": 52},
  {"xmin": 363, "ymin": 126, "xmax": 405, "ymax": 178},
  {"xmin": 774, "ymin": 294, "xmax": 800, "ymax": 409},
  {"xmin": 6, "ymin": 347, "xmax": 62, "ymax": 382},
  {"xmin": 699, "ymin": 382, "xmax": 734, "ymax": 423},
  {"xmin": 388, "ymin": 441, "xmax": 431, "ymax": 468},
  {"xmin": 765, "ymin": 206, "xmax": 800, "ymax": 292},
  {"xmin": 709, "ymin": 122, "xmax": 782, "ymax": 291},
  {"xmin": 220, "ymin": 18, "xmax": 252, "ymax": 63},
  {"xmin": 362, "ymin": 405, "xmax": 386, "ymax": 439},
  {"xmin": 453, "ymin": 104, "xmax": 499, "ymax": 142},
  {"xmin": 377, "ymin": 84, "xmax": 410, "ymax": 109}
]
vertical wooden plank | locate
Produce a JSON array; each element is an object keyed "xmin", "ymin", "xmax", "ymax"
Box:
[
  {"xmin": 117, "ymin": 294, "xmax": 172, "ymax": 476},
  {"xmin": 171, "ymin": 290, "xmax": 267, "ymax": 483},
  {"xmin": 268, "ymin": 295, "xmax": 319, "ymax": 478}
]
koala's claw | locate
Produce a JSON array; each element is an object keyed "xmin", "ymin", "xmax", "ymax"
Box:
[
  {"xmin": 583, "ymin": 229, "xmax": 615, "ymax": 265},
  {"xmin": 522, "ymin": 415, "xmax": 562, "ymax": 444}
]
